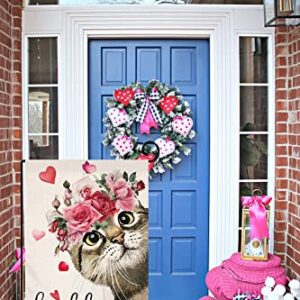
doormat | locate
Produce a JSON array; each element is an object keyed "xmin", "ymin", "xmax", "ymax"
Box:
[{"xmin": 23, "ymin": 160, "xmax": 148, "ymax": 300}]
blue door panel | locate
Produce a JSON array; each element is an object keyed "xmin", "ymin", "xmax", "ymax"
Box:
[{"xmin": 89, "ymin": 39, "xmax": 210, "ymax": 300}]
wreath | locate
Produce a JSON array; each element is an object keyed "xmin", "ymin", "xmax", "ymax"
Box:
[{"xmin": 103, "ymin": 80, "xmax": 196, "ymax": 176}]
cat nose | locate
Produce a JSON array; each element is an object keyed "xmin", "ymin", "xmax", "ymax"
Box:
[{"xmin": 111, "ymin": 233, "xmax": 125, "ymax": 245}]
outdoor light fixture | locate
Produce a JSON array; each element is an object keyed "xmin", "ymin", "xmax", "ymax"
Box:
[{"xmin": 264, "ymin": 0, "xmax": 300, "ymax": 26}]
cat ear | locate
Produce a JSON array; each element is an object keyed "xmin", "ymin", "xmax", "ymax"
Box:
[{"xmin": 137, "ymin": 200, "xmax": 148, "ymax": 213}]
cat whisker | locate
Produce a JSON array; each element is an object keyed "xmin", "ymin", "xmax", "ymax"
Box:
[
  {"xmin": 115, "ymin": 263, "xmax": 139, "ymax": 287},
  {"xmin": 111, "ymin": 262, "xmax": 128, "ymax": 300},
  {"xmin": 109, "ymin": 260, "xmax": 123, "ymax": 300}
]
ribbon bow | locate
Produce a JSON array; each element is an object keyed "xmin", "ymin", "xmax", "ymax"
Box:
[
  {"xmin": 135, "ymin": 88, "xmax": 162, "ymax": 135},
  {"xmin": 241, "ymin": 195, "xmax": 272, "ymax": 240},
  {"xmin": 9, "ymin": 247, "xmax": 25, "ymax": 273}
]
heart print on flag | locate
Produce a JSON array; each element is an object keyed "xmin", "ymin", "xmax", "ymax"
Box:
[
  {"xmin": 112, "ymin": 136, "xmax": 134, "ymax": 156},
  {"xmin": 107, "ymin": 108, "xmax": 129, "ymax": 127},
  {"xmin": 172, "ymin": 116, "xmax": 193, "ymax": 137},
  {"xmin": 155, "ymin": 138, "xmax": 175, "ymax": 158}
]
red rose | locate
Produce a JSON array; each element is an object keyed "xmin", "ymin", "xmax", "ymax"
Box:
[
  {"xmin": 49, "ymin": 220, "xmax": 59, "ymax": 233},
  {"xmin": 88, "ymin": 191, "xmax": 119, "ymax": 222},
  {"xmin": 132, "ymin": 180, "xmax": 146, "ymax": 192}
]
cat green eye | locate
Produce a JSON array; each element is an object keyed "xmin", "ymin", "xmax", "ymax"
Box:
[
  {"xmin": 83, "ymin": 231, "xmax": 104, "ymax": 246},
  {"xmin": 118, "ymin": 211, "xmax": 135, "ymax": 227}
]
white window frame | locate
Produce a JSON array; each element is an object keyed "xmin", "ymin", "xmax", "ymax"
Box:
[
  {"xmin": 234, "ymin": 33, "xmax": 275, "ymax": 251},
  {"xmin": 23, "ymin": 33, "xmax": 62, "ymax": 158},
  {"xmin": 22, "ymin": 4, "xmax": 275, "ymax": 269}
]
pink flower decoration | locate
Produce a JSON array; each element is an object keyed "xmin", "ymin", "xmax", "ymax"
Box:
[
  {"xmin": 87, "ymin": 191, "xmax": 119, "ymax": 222},
  {"xmin": 82, "ymin": 161, "xmax": 97, "ymax": 174},
  {"xmin": 64, "ymin": 201, "xmax": 101, "ymax": 235},
  {"xmin": 107, "ymin": 174, "xmax": 136, "ymax": 211}
]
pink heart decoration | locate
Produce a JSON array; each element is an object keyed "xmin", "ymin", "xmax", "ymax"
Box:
[
  {"xmin": 39, "ymin": 166, "xmax": 56, "ymax": 184},
  {"xmin": 82, "ymin": 161, "xmax": 96, "ymax": 174},
  {"xmin": 58, "ymin": 261, "xmax": 69, "ymax": 272},
  {"xmin": 113, "ymin": 136, "xmax": 134, "ymax": 156},
  {"xmin": 172, "ymin": 116, "xmax": 193, "ymax": 137},
  {"xmin": 50, "ymin": 290, "xmax": 60, "ymax": 300},
  {"xmin": 107, "ymin": 108, "xmax": 129, "ymax": 127},
  {"xmin": 155, "ymin": 138, "xmax": 175, "ymax": 158},
  {"xmin": 32, "ymin": 229, "xmax": 46, "ymax": 241}
]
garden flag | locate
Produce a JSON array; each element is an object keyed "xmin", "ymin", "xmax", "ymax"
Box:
[{"xmin": 23, "ymin": 160, "xmax": 148, "ymax": 300}]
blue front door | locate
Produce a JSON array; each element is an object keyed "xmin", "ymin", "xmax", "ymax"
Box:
[{"xmin": 89, "ymin": 39, "xmax": 210, "ymax": 299}]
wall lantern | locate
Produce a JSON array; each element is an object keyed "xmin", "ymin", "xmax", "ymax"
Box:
[{"xmin": 264, "ymin": 0, "xmax": 300, "ymax": 26}]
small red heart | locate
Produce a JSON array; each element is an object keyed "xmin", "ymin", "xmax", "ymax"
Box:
[
  {"xmin": 114, "ymin": 88, "xmax": 134, "ymax": 106},
  {"xmin": 58, "ymin": 261, "xmax": 69, "ymax": 272},
  {"xmin": 159, "ymin": 96, "xmax": 179, "ymax": 114},
  {"xmin": 138, "ymin": 154, "xmax": 156, "ymax": 171},
  {"xmin": 39, "ymin": 166, "xmax": 56, "ymax": 184},
  {"xmin": 50, "ymin": 290, "xmax": 60, "ymax": 300}
]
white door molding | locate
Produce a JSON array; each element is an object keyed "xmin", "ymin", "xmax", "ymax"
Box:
[{"xmin": 23, "ymin": 5, "xmax": 274, "ymax": 269}]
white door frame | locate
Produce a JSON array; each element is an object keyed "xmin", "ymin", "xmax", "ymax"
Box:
[{"xmin": 22, "ymin": 5, "xmax": 275, "ymax": 269}]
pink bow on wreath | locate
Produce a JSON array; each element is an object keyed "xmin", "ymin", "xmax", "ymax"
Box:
[
  {"xmin": 135, "ymin": 88, "xmax": 162, "ymax": 135},
  {"xmin": 9, "ymin": 248, "xmax": 25, "ymax": 273},
  {"xmin": 241, "ymin": 195, "xmax": 272, "ymax": 240}
]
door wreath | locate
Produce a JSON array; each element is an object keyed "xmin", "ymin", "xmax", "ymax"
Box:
[{"xmin": 103, "ymin": 80, "xmax": 196, "ymax": 176}]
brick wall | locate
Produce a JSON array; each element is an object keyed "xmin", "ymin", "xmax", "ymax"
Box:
[
  {"xmin": 275, "ymin": 25, "xmax": 300, "ymax": 279},
  {"xmin": 0, "ymin": 0, "xmax": 22, "ymax": 299}
]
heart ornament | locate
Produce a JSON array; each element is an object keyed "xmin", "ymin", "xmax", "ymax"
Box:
[
  {"xmin": 114, "ymin": 88, "xmax": 134, "ymax": 106},
  {"xmin": 32, "ymin": 229, "xmax": 46, "ymax": 241},
  {"xmin": 155, "ymin": 138, "xmax": 175, "ymax": 158},
  {"xmin": 58, "ymin": 261, "xmax": 69, "ymax": 272},
  {"xmin": 159, "ymin": 96, "xmax": 179, "ymax": 115},
  {"xmin": 39, "ymin": 166, "xmax": 56, "ymax": 184},
  {"xmin": 50, "ymin": 290, "xmax": 60, "ymax": 300},
  {"xmin": 113, "ymin": 136, "xmax": 134, "ymax": 156},
  {"xmin": 107, "ymin": 108, "xmax": 129, "ymax": 127},
  {"xmin": 138, "ymin": 153, "xmax": 156, "ymax": 172},
  {"xmin": 172, "ymin": 116, "xmax": 193, "ymax": 137}
]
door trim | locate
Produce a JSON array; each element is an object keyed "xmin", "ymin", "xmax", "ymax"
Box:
[{"xmin": 23, "ymin": 5, "xmax": 275, "ymax": 269}]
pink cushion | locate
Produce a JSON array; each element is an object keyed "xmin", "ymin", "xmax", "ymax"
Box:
[{"xmin": 205, "ymin": 253, "xmax": 288, "ymax": 300}]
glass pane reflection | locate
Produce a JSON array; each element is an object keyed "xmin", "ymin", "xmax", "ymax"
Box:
[
  {"xmin": 240, "ymin": 134, "xmax": 268, "ymax": 180},
  {"xmin": 28, "ymin": 87, "xmax": 58, "ymax": 133}
]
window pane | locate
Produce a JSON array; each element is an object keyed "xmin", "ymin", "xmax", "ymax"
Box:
[
  {"xmin": 28, "ymin": 87, "xmax": 58, "ymax": 133},
  {"xmin": 240, "ymin": 37, "xmax": 268, "ymax": 83},
  {"xmin": 29, "ymin": 135, "xmax": 58, "ymax": 159},
  {"xmin": 29, "ymin": 0, "xmax": 58, "ymax": 3},
  {"xmin": 240, "ymin": 86, "xmax": 268, "ymax": 131},
  {"xmin": 240, "ymin": 134, "xmax": 268, "ymax": 180},
  {"xmin": 29, "ymin": 37, "xmax": 58, "ymax": 84}
]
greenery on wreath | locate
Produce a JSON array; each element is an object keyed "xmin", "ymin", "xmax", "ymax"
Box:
[{"xmin": 103, "ymin": 80, "xmax": 196, "ymax": 176}]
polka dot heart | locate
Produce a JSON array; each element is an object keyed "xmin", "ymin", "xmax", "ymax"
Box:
[
  {"xmin": 155, "ymin": 138, "xmax": 175, "ymax": 158},
  {"xmin": 114, "ymin": 88, "xmax": 134, "ymax": 106},
  {"xmin": 172, "ymin": 116, "xmax": 193, "ymax": 137},
  {"xmin": 112, "ymin": 135, "xmax": 134, "ymax": 156},
  {"xmin": 107, "ymin": 108, "xmax": 129, "ymax": 127},
  {"xmin": 159, "ymin": 96, "xmax": 179, "ymax": 115}
]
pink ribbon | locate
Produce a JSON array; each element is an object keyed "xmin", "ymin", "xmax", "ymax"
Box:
[
  {"xmin": 241, "ymin": 195, "xmax": 272, "ymax": 240},
  {"xmin": 140, "ymin": 98, "xmax": 158, "ymax": 135},
  {"xmin": 9, "ymin": 248, "xmax": 25, "ymax": 273}
]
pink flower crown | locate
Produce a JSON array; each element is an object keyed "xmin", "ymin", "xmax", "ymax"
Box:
[{"xmin": 47, "ymin": 163, "xmax": 145, "ymax": 253}]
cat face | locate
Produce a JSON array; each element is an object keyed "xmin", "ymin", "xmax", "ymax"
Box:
[{"xmin": 69, "ymin": 205, "xmax": 148, "ymax": 299}]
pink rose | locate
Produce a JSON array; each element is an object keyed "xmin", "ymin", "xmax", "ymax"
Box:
[
  {"xmin": 72, "ymin": 176, "xmax": 99, "ymax": 200},
  {"xmin": 64, "ymin": 201, "xmax": 101, "ymax": 234},
  {"xmin": 107, "ymin": 174, "xmax": 136, "ymax": 211},
  {"xmin": 87, "ymin": 191, "xmax": 119, "ymax": 222},
  {"xmin": 81, "ymin": 186, "xmax": 92, "ymax": 199}
]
